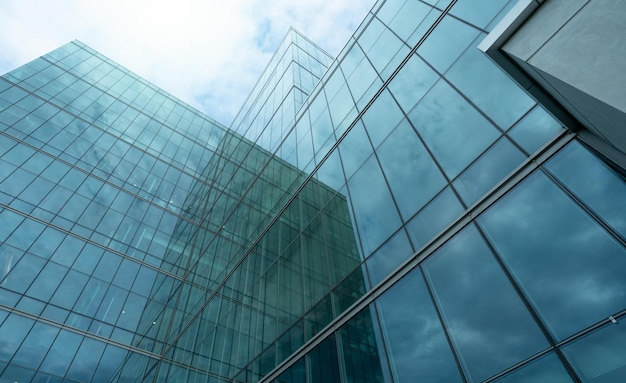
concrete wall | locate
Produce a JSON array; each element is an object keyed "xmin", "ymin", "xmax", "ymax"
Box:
[{"xmin": 502, "ymin": 0, "xmax": 626, "ymax": 155}]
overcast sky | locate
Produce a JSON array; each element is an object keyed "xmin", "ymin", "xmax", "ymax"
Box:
[{"xmin": 0, "ymin": 0, "xmax": 374, "ymax": 125}]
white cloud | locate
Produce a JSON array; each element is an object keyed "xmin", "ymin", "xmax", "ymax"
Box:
[{"xmin": 0, "ymin": 0, "xmax": 374, "ymax": 125}]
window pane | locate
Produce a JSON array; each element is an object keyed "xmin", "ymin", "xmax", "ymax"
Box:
[
  {"xmin": 39, "ymin": 329, "xmax": 83, "ymax": 376},
  {"xmin": 445, "ymin": 36, "xmax": 535, "ymax": 129},
  {"xmin": 562, "ymin": 322, "xmax": 626, "ymax": 382},
  {"xmin": 478, "ymin": 171, "xmax": 626, "ymax": 340},
  {"xmin": 406, "ymin": 186, "xmax": 464, "ymax": 250},
  {"xmin": 453, "ymin": 137, "xmax": 526, "ymax": 206},
  {"xmin": 376, "ymin": 119, "xmax": 446, "ymax": 219},
  {"xmin": 417, "ymin": 16, "xmax": 480, "ymax": 73},
  {"xmin": 377, "ymin": 267, "xmax": 462, "ymax": 383},
  {"xmin": 347, "ymin": 155, "xmax": 402, "ymax": 256},
  {"xmin": 508, "ymin": 105, "xmax": 563, "ymax": 154},
  {"xmin": 423, "ymin": 224, "xmax": 548, "ymax": 382},
  {"xmin": 546, "ymin": 140, "xmax": 626, "ymax": 238},
  {"xmin": 338, "ymin": 307, "xmax": 388, "ymax": 383},
  {"xmin": 388, "ymin": 54, "xmax": 438, "ymax": 114},
  {"xmin": 366, "ymin": 229, "xmax": 412, "ymax": 286},
  {"xmin": 409, "ymin": 79, "xmax": 500, "ymax": 179},
  {"xmin": 494, "ymin": 352, "xmax": 573, "ymax": 383},
  {"xmin": 12, "ymin": 321, "xmax": 59, "ymax": 367}
]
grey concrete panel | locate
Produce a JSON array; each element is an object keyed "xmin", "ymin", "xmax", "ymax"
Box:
[
  {"xmin": 532, "ymin": 65, "xmax": 626, "ymax": 154},
  {"xmin": 527, "ymin": 0, "xmax": 626, "ymax": 112},
  {"xmin": 503, "ymin": 0, "xmax": 588, "ymax": 61}
]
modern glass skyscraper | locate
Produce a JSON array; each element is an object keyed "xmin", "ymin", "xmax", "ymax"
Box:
[{"xmin": 2, "ymin": 1, "xmax": 626, "ymax": 382}]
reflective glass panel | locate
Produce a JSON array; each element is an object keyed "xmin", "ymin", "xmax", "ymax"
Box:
[
  {"xmin": 347, "ymin": 155, "xmax": 402, "ymax": 256},
  {"xmin": 409, "ymin": 79, "xmax": 500, "ymax": 179},
  {"xmin": 423, "ymin": 224, "xmax": 548, "ymax": 382},
  {"xmin": 479, "ymin": 171, "xmax": 626, "ymax": 340},
  {"xmin": 453, "ymin": 137, "xmax": 526, "ymax": 206},
  {"xmin": 562, "ymin": 322, "xmax": 626, "ymax": 382},
  {"xmin": 377, "ymin": 267, "xmax": 462, "ymax": 383},
  {"xmin": 376, "ymin": 118, "xmax": 447, "ymax": 219},
  {"xmin": 405, "ymin": 186, "xmax": 464, "ymax": 250},
  {"xmin": 445, "ymin": 35, "xmax": 535, "ymax": 130},
  {"xmin": 508, "ymin": 105, "xmax": 563, "ymax": 154},
  {"xmin": 494, "ymin": 352, "xmax": 573, "ymax": 383},
  {"xmin": 546, "ymin": 140, "xmax": 626, "ymax": 239}
]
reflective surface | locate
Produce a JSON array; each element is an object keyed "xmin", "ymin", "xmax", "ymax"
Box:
[{"xmin": 2, "ymin": 0, "xmax": 626, "ymax": 382}]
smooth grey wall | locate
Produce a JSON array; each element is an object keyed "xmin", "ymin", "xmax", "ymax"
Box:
[{"xmin": 503, "ymin": 0, "xmax": 626, "ymax": 155}]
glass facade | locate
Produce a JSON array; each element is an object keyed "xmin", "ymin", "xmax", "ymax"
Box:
[{"xmin": 1, "ymin": 1, "xmax": 626, "ymax": 382}]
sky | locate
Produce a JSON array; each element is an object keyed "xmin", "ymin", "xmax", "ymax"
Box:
[{"xmin": 0, "ymin": 0, "xmax": 374, "ymax": 126}]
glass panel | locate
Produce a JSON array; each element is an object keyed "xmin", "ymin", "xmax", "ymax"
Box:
[
  {"xmin": 376, "ymin": 267, "xmax": 462, "ymax": 383},
  {"xmin": 453, "ymin": 137, "xmax": 526, "ymax": 206},
  {"xmin": 409, "ymin": 79, "xmax": 500, "ymax": 179},
  {"xmin": 387, "ymin": 54, "xmax": 438, "ymax": 114},
  {"xmin": 508, "ymin": 105, "xmax": 564, "ymax": 154},
  {"xmin": 338, "ymin": 121, "xmax": 373, "ymax": 180},
  {"xmin": 423, "ymin": 224, "xmax": 548, "ymax": 382},
  {"xmin": 0, "ymin": 313, "xmax": 35, "ymax": 362},
  {"xmin": 450, "ymin": 0, "xmax": 512, "ymax": 29},
  {"xmin": 417, "ymin": 15, "xmax": 480, "ymax": 73},
  {"xmin": 562, "ymin": 322, "xmax": 626, "ymax": 382},
  {"xmin": 406, "ymin": 186, "xmax": 464, "ymax": 250},
  {"xmin": 12, "ymin": 321, "xmax": 59, "ymax": 367},
  {"xmin": 307, "ymin": 336, "xmax": 341, "ymax": 383},
  {"xmin": 546, "ymin": 140, "xmax": 626, "ymax": 238},
  {"xmin": 495, "ymin": 352, "xmax": 574, "ymax": 383},
  {"xmin": 338, "ymin": 307, "xmax": 388, "ymax": 383},
  {"xmin": 66, "ymin": 337, "xmax": 106, "ymax": 382},
  {"xmin": 361, "ymin": 89, "xmax": 404, "ymax": 148},
  {"xmin": 377, "ymin": 119, "xmax": 447, "ymax": 219},
  {"xmin": 347, "ymin": 155, "xmax": 402, "ymax": 256},
  {"xmin": 445, "ymin": 35, "xmax": 535, "ymax": 130},
  {"xmin": 39, "ymin": 329, "xmax": 83, "ymax": 376},
  {"xmin": 366, "ymin": 229, "xmax": 413, "ymax": 285},
  {"xmin": 275, "ymin": 357, "xmax": 305, "ymax": 383},
  {"xmin": 478, "ymin": 171, "xmax": 626, "ymax": 340}
]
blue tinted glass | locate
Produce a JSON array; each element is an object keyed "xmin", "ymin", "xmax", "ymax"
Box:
[
  {"xmin": 12, "ymin": 321, "xmax": 59, "ymax": 367},
  {"xmin": 377, "ymin": 0, "xmax": 433, "ymax": 44},
  {"xmin": 361, "ymin": 90, "xmax": 404, "ymax": 148},
  {"xmin": 50, "ymin": 269, "xmax": 89, "ymax": 309},
  {"xmin": 508, "ymin": 106, "xmax": 563, "ymax": 154},
  {"xmin": 423, "ymin": 224, "xmax": 548, "ymax": 382},
  {"xmin": 347, "ymin": 155, "xmax": 402, "ymax": 256},
  {"xmin": 26, "ymin": 261, "xmax": 67, "ymax": 301},
  {"xmin": 445, "ymin": 35, "xmax": 535, "ymax": 130},
  {"xmin": 366, "ymin": 229, "xmax": 413, "ymax": 285},
  {"xmin": 546, "ymin": 140, "xmax": 626, "ymax": 238},
  {"xmin": 453, "ymin": 137, "xmax": 526, "ymax": 206},
  {"xmin": 417, "ymin": 16, "xmax": 480, "ymax": 73},
  {"xmin": 495, "ymin": 352, "xmax": 573, "ymax": 383},
  {"xmin": 450, "ymin": 0, "xmax": 512, "ymax": 29},
  {"xmin": 377, "ymin": 119, "xmax": 447, "ymax": 219},
  {"xmin": 377, "ymin": 267, "xmax": 463, "ymax": 383},
  {"xmin": 1, "ymin": 364, "xmax": 36, "ymax": 382},
  {"xmin": 339, "ymin": 121, "xmax": 373, "ymax": 180},
  {"xmin": 478, "ymin": 171, "xmax": 626, "ymax": 340},
  {"xmin": 562, "ymin": 322, "xmax": 626, "ymax": 382},
  {"xmin": 406, "ymin": 187, "xmax": 464, "ymax": 250},
  {"xmin": 92, "ymin": 344, "xmax": 129, "ymax": 382},
  {"xmin": 66, "ymin": 337, "xmax": 106, "ymax": 382},
  {"xmin": 387, "ymin": 54, "xmax": 438, "ymax": 113},
  {"xmin": 409, "ymin": 79, "xmax": 500, "ymax": 179},
  {"xmin": 3, "ymin": 252, "xmax": 46, "ymax": 294},
  {"xmin": 0, "ymin": 313, "xmax": 35, "ymax": 361}
]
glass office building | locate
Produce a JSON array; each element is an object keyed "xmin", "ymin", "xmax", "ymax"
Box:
[{"xmin": 1, "ymin": 1, "xmax": 626, "ymax": 382}]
